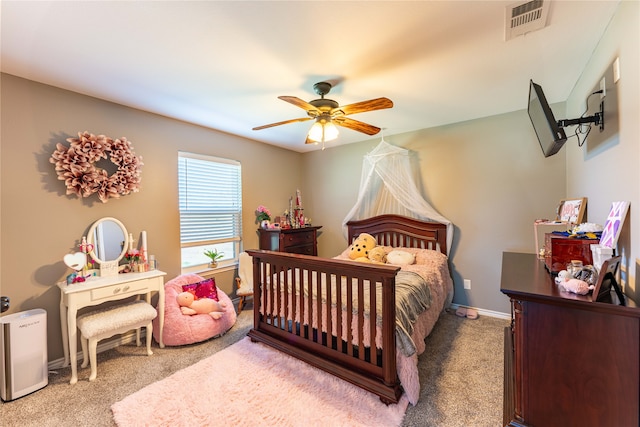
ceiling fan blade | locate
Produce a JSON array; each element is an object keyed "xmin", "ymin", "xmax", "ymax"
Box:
[
  {"xmin": 278, "ymin": 96, "xmax": 320, "ymax": 113},
  {"xmin": 333, "ymin": 117, "xmax": 381, "ymax": 135},
  {"xmin": 332, "ymin": 97, "xmax": 393, "ymax": 116},
  {"xmin": 252, "ymin": 117, "xmax": 312, "ymax": 131}
]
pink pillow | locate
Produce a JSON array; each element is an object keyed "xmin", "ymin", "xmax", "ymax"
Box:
[{"xmin": 182, "ymin": 278, "xmax": 219, "ymax": 301}]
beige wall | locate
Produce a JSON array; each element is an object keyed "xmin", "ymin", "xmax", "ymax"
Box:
[
  {"xmin": 565, "ymin": 0, "xmax": 639, "ymax": 302},
  {"xmin": 1, "ymin": 74, "xmax": 302, "ymax": 361}
]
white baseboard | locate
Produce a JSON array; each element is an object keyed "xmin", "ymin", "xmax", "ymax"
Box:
[
  {"xmin": 449, "ymin": 303, "xmax": 511, "ymax": 320},
  {"xmin": 48, "ymin": 303, "xmax": 506, "ymax": 371},
  {"xmin": 48, "ymin": 330, "xmax": 142, "ymax": 371}
]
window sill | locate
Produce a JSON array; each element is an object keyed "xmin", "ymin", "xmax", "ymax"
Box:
[{"xmin": 181, "ymin": 263, "xmax": 237, "ymax": 276}]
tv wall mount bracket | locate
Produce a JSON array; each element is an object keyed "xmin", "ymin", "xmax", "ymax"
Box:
[{"xmin": 557, "ymin": 98, "xmax": 604, "ymax": 132}]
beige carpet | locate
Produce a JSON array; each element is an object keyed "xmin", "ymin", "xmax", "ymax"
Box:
[
  {"xmin": 403, "ymin": 309, "xmax": 508, "ymax": 426},
  {"xmin": 0, "ymin": 309, "xmax": 508, "ymax": 426}
]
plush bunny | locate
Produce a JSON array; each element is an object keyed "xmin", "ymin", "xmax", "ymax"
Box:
[
  {"xmin": 176, "ymin": 292, "xmax": 227, "ymax": 319},
  {"xmin": 555, "ymin": 270, "xmax": 594, "ymax": 295},
  {"xmin": 559, "ymin": 278, "xmax": 594, "ymax": 295}
]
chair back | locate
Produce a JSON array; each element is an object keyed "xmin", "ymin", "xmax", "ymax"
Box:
[{"xmin": 237, "ymin": 252, "xmax": 253, "ymax": 291}]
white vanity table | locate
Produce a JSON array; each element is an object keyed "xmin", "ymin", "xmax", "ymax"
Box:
[
  {"xmin": 58, "ymin": 270, "xmax": 166, "ymax": 384},
  {"xmin": 58, "ymin": 216, "xmax": 166, "ymax": 384}
]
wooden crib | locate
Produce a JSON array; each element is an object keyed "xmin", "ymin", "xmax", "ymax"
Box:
[{"xmin": 247, "ymin": 214, "xmax": 449, "ymax": 404}]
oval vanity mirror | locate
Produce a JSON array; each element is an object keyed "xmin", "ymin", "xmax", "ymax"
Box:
[{"xmin": 86, "ymin": 217, "xmax": 128, "ymax": 265}]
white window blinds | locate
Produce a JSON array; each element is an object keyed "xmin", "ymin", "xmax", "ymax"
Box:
[{"xmin": 178, "ymin": 152, "xmax": 242, "ymax": 248}]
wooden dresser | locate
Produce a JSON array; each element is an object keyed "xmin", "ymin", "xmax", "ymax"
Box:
[
  {"xmin": 258, "ymin": 226, "xmax": 321, "ymax": 256},
  {"xmin": 500, "ymin": 252, "xmax": 639, "ymax": 427}
]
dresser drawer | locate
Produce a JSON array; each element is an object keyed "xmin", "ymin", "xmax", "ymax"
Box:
[
  {"xmin": 282, "ymin": 231, "xmax": 314, "ymax": 248},
  {"xmin": 90, "ymin": 280, "xmax": 149, "ymax": 302},
  {"xmin": 286, "ymin": 244, "xmax": 314, "ymax": 255}
]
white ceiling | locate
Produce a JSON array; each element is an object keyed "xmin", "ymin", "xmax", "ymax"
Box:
[{"xmin": 1, "ymin": 1, "xmax": 620, "ymax": 152}]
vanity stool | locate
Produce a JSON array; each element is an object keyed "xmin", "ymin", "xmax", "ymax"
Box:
[{"xmin": 77, "ymin": 300, "xmax": 156, "ymax": 382}]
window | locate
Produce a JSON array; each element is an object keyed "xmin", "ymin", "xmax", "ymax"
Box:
[{"xmin": 178, "ymin": 152, "xmax": 242, "ymax": 271}]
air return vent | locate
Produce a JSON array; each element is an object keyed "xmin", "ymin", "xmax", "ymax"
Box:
[{"xmin": 505, "ymin": 0, "xmax": 550, "ymax": 41}]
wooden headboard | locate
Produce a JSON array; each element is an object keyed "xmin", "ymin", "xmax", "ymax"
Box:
[{"xmin": 346, "ymin": 214, "xmax": 448, "ymax": 256}]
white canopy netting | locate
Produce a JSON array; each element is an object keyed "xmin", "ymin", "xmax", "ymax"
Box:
[{"xmin": 342, "ymin": 139, "xmax": 453, "ymax": 251}]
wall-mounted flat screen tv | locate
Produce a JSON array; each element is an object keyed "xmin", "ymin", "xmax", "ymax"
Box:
[{"xmin": 528, "ymin": 80, "xmax": 567, "ymax": 157}]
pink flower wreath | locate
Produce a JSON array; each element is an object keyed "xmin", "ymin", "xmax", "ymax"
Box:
[{"xmin": 50, "ymin": 131, "xmax": 143, "ymax": 203}]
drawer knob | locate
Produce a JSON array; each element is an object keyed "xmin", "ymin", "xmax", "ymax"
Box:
[
  {"xmin": 123, "ymin": 285, "xmax": 130, "ymax": 292},
  {"xmin": 113, "ymin": 287, "xmax": 121, "ymax": 294}
]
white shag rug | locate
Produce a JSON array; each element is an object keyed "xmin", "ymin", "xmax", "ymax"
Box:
[{"xmin": 112, "ymin": 336, "xmax": 408, "ymax": 427}]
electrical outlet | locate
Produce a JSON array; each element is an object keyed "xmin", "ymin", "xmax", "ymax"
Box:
[
  {"xmin": 464, "ymin": 279, "xmax": 471, "ymax": 290},
  {"xmin": 600, "ymin": 77, "xmax": 606, "ymax": 99}
]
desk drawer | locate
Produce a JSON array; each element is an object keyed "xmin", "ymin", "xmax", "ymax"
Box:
[{"xmin": 91, "ymin": 281, "xmax": 149, "ymax": 301}]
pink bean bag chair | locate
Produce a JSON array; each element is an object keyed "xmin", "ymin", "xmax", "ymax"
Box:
[{"xmin": 152, "ymin": 273, "xmax": 237, "ymax": 346}]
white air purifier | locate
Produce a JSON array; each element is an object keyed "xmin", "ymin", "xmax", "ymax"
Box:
[{"xmin": 1, "ymin": 309, "xmax": 48, "ymax": 401}]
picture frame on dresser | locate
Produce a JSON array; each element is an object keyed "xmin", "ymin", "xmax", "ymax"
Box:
[
  {"xmin": 556, "ymin": 197, "xmax": 587, "ymax": 223},
  {"xmin": 591, "ymin": 255, "xmax": 624, "ymax": 304}
]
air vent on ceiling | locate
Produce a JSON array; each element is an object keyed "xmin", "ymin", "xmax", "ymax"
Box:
[{"xmin": 505, "ymin": 0, "xmax": 550, "ymax": 41}]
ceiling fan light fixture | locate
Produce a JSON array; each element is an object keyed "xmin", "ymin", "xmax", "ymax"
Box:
[
  {"xmin": 308, "ymin": 120, "xmax": 339, "ymax": 143},
  {"xmin": 254, "ymin": 81, "xmax": 392, "ymax": 148}
]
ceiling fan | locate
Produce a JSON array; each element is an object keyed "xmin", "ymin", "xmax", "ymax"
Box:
[{"xmin": 252, "ymin": 82, "xmax": 393, "ymax": 147}]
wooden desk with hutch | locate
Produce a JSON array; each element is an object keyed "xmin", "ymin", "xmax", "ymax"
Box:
[
  {"xmin": 500, "ymin": 252, "xmax": 639, "ymax": 427},
  {"xmin": 258, "ymin": 226, "xmax": 321, "ymax": 256}
]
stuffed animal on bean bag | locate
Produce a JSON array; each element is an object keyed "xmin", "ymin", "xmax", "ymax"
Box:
[
  {"xmin": 348, "ymin": 233, "xmax": 377, "ymax": 262},
  {"xmin": 176, "ymin": 292, "xmax": 227, "ymax": 319}
]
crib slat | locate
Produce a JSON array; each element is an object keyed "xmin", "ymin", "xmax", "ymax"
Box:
[
  {"xmin": 346, "ymin": 274, "xmax": 354, "ymax": 357},
  {"xmin": 276, "ymin": 265, "xmax": 282, "ymax": 329},
  {"xmin": 296, "ymin": 267, "xmax": 303, "ymax": 336},
  {"xmin": 357, "ymin": 277, "xmax": 365, "ymax": 361},
  {"xmin": 303, "ymin": 268, "xmax": 310, "ymax": 339},
  {"xmin": 326, "ymin": 273, "xmax": 333, "ymax": 349},
  {"xmin": 335, "ymin": 274, "xmax": 343, "ymax": 352},
  {"xmin": 315, "ymin": 270, "xmax": 322, "ymax": 345},
  {"xmin": 282, "ymin": 265, "xmax": 289, "ymax": 330},
  {"xmin": 369, "ymin": 279, "xmax": 376, "ymax": 362},
  {"xmin": 265, "ymin": 262, "xmax": 273, "ymax": 324}
]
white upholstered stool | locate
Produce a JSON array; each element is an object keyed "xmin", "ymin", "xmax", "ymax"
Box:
[{"xmin": 77, "ymin": 300, "xmax": 157, "ymax": 382}]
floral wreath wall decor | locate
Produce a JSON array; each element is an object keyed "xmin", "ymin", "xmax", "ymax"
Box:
[{"xmin": 50, "ymin": 131, "xmax": 143, "ymax": 203}]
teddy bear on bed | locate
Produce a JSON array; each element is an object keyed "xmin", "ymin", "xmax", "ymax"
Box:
[
  {"xmin": 348, "ymin": 233, "xmax": 386, "ymax": 264},
  {"xmin": 176, "ymin": 292, "xmax": 227, "ymax": 319},
  {"xmin": 367, "ymin": 246, "xmax": 387, "ymax": 264}
]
